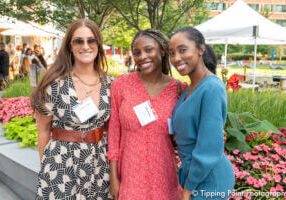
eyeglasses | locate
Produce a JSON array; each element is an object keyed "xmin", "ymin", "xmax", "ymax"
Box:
[{"xmin": 71, "ymin": 38, "xmax": 98, "ymax": 47}]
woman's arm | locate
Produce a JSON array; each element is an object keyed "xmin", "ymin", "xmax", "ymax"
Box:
[
  {"xmin": 35, "ymin": 111, "xmax": 52, "ymax": 161},
  {"xmin": 109, "ymin": 161, "xmax": 120, "ymax": 200}
]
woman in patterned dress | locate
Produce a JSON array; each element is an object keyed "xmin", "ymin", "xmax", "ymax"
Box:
[
  {"xmin": 30, "ymin": 19, "xmax": 113, "ymax": 200},
  {"xmin": 108, "ymin": 29, "xmax": 187, "ymax": 200}
]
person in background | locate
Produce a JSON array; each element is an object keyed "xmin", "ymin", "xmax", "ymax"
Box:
[
  {"xmin": 169, "ymin": 27, "xmax": 234, "ymax": 200},
  {"xmin": 22, "ymin": 43, "xmax": 28, "ymax": 54},
  {"xmin": 21, "ymin": 48, "xmax": 33, "ymax": 74},
  {"xmin": 30, "ymin": 18, "xmax": 113, "ymax": 200},
  {"xmin": 0, "ymin": 43, "xmax": 9, "ymax": 89},
  {"xmin": 34, "ymin": 45, "xmax": 47, "ymax": 69},
  {"xmin": 108, "ymin": 29, "xmax": 187, "ymax": 200}
]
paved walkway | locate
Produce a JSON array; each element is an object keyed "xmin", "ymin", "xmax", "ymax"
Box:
[{"xmin": 0, "ymin": 180, "xmax": 22, "ymax": 200}]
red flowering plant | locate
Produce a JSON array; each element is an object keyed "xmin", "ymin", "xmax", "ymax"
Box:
[
  {"xmin": 227, "ymin": 128, "xmax": 286, "ymax": 200},
  {"xmin": 0, "ymin": 97, "xmax": 33, "ymax": 124},
  {"xmin": 227, "ymin": 73, "xmax": 244, "ymax": 91}
]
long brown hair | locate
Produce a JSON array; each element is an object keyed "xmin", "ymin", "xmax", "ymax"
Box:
[{"xmin": 30, "ymin": 18, "xmax": 108, "ymax": 110}]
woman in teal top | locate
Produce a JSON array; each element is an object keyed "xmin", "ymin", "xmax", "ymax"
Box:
[{"xmin": 169, "ymin": 27, "xmax": 235, "ymax": 200}]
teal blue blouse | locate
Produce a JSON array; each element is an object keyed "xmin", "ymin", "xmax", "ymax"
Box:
[{"xmin": 172, "ymin": 75, "xmax": 227, "ymax": 192}]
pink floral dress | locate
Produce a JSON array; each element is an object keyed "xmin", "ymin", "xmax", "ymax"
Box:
[{"xmin": 108, "ymin": 72, "xmax": 186, "ymax": 200}]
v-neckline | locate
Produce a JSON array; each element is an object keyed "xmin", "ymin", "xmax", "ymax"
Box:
[
  {"xmin": 135, "ymin": 72, "xmax": 175, "ymax": 100},
  {"xmin": 69, "ymin": 74, "xmax": 102, "ymax": 107}
]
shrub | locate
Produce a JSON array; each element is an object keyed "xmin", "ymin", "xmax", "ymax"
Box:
[
  {"xmin": 2, "ymin": 76, "xmax": 33, "ymax": 98},
  {"xmin": 2, "ymin": 116, "xmax": 37, "ymax": 147},
  {"xmin": 227, "ymin": 89, "xmax": 286, "ymax": 128}
]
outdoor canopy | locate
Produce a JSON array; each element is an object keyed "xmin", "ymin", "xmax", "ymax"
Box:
[
  {"xmin": 195, "ymin": 0, "xmax": 286, "ymax": 45},
  {"xmin": 195, "ymin": 0, "xmax": 286, "ymax": 89},
  {"xmin": 0, "ymin": 16, "xmax": 63, "ymax": 38}
]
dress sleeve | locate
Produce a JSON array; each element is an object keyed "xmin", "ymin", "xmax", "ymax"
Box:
[
  {"xmin": 107, "ymin": 77, "xmax": 122, "ymax": 161},
  {"xmin": 184, "ymin": 85, "xmax": 227, "ymax": 192},
  {"xmin": 35, "ymin": 81, "xmax": 59, "ymax": 116}
]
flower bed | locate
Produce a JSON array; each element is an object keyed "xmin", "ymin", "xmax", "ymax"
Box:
[
  {"xmin": 227, "ymin": 128, "xmax": 286, "ymax": 200},
  {"xmin": 0, "ymin": 97, "xmax": 33, "ymax": 124}
]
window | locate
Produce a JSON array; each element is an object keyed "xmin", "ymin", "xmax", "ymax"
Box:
[
  {"xmin": 248, "ymin": 4, "xmax": 260, "ymax": 11},
  {"xmin": 276, "ymin": 20, "xmax": 286, "ymax": 27},
  {"xmin": 275, "ymin": 5, "xmax": 286, "ymax": 12},
  {"xmin": 207, "ymin": 2, "xmax": 225, "ymax": 11},
  {"xmin": 263, "ymin": 4, "xmax": 273, "ymax": 12}
]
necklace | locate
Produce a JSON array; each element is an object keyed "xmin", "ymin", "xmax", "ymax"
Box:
[{"xmin": 72, "ymin": 71, "xmax": 100, "ymax": 87}]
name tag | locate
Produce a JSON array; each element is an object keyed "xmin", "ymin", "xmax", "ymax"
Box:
[
  {"xmin": 168, "ymin": 118, "xmax": 174, "ymax": 135},
  {"xmin": 73, "ymin": 97, "xmax": 99, "ymax": 123},
  {"xmin": 133, "ymin": 101, "xmax": 157, "ymax": 126}
]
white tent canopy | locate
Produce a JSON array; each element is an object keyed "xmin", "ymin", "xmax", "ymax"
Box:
[
  {"xmin": 195, "ymin": 0, "xmax": 286, "ymax": 45},
  {"xmin": 0, "ymin": 16, "xmax": 63, "ymax": 38},
  {"xmin": 195, "ymin": 0, "xmax": 286, "ymax": 89}
]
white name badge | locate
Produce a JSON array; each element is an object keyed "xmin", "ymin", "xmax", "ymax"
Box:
[
  {"xmin": 73, "ymin": 97, "xmax": 99, "ymax": 123},
  {"xmin": 168, "ymin": 118, "xmax": 174, "ymax": 135},
  {"xmin": 133, "ymin": 101, "xmax": 157, "ymax": 126}
]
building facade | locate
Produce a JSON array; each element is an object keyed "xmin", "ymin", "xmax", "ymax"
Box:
[{"xmin": 207, "ymin": 0, "xmax": 286, "ymax": 27}]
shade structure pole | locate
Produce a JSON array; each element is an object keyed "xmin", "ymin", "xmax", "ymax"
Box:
[
  {"xmin": 252, "ymin": 26, "xmax": 258, "ymax": 92},
  {"xmin": 224, "ymin": 41, "xmax": 228, "ymax": 68}
]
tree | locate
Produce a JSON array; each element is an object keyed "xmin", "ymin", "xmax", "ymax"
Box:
[
  {"xmin": 109, "ymin": 0, "xmax": 204, "ymax": 35},
  {"xmin": 0, "ymin": 0, "xmax": 115, "ymax": 30}
]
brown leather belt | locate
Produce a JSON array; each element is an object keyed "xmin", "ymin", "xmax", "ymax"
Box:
[{"xmin": 51, "ymin": 128, "xmax": 103, "ymax": 143}]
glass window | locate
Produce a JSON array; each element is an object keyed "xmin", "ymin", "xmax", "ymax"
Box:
[
  {"xmin": 276, "ymin": 20, "xmax": 286, "ymax": 27},
  {"xmin": 207, "ymin": 2, "xmax": 225, "ymax": 10},
  {"xmin": 275, "ymin": 5, "xmax": 286, "ymax": 12},
  {"xmin": 248, "ymin": 4, "xmax": 260, "ymax": 11},
  {"xmin": 217, "ymin": 3, "xmax": 225, "ymax": 10}
]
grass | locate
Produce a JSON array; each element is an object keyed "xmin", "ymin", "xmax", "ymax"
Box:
[
  {"xmin": 2, "ymin": 76, "xmax": 34, "ymax": 98},
  {"xmin": 227, "ymin": 89, "xmax": 286, "ymax": 128}
]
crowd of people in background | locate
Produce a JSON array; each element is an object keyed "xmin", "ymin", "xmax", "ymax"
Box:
[{"xmin": 0, "ymin": 42, "xmax": 51, "ymax": 90}]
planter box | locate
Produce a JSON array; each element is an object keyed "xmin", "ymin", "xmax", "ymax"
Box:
[{"xmin": 0, "ymin": 123, "xmax": 40, "ymax": 200}]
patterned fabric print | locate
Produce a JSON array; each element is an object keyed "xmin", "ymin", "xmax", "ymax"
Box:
[
  {"xmin": 36, "ymin": 138, "xmax": 113, "ymax": 200},
  {"xmin": 36, "ymin": 73, "xmax": 113, "ymax": 200},
  {"xmin": 37, "ymin": 74, "xmax": 113, "ymax": 132}
]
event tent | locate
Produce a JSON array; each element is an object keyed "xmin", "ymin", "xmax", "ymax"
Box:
[
  {"xmin": 195, "ymin": 0, "xmax": 286, "ymax": 44},
  {"xmin": 195, "ymin": 0, "xmax": 286, "ymax": 89},
  {"xmin": 0, "ymin": 16, "xmax": 63, "ymax": 38}
]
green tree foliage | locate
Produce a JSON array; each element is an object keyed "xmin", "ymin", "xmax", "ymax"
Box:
[
  {"xmin": 0, "ymin": 0, "xmax": 115, "ymax": 29},
  {"xmin": 109, "ymin": 0, "xmax": 204, "ymax": 35}
]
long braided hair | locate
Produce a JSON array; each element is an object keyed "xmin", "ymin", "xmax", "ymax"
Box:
[{"xmin": 131, "ymin": 29, "xmax": 171, "ymax": 75}]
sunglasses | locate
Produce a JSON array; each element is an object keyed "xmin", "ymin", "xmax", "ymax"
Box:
[{"xmin": 71, "ymin": 38, "xmax": 98, "ymax": 47}]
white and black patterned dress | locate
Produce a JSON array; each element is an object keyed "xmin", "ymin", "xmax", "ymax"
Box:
[{"xmin": 36, "ymin": 74, "xmax": 114, "ymax": 200}]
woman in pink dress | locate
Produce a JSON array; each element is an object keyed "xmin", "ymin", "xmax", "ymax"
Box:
[{"xmin": 108, "ymin": 29, "xmax": 187, "ymax": 200}]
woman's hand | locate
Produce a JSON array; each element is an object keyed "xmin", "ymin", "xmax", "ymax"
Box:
[
  {"xmin": 110, "ymin": 175, "xmax": 120, "ymax": 200},
  {"xmin": 181, "ymin": 188, "xmax": 192, "ymax": 200}
]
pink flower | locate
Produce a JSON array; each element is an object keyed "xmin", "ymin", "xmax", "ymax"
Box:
[
  {"xmin": 258, "ymin": 178, "xmax": 267, "ymax": 187},
  {"xmin": 233, "ymin": 149, "xmax": 240, "ymax": 154},
  {"xmin": 276, "ymin": 184, "xmax": 284, "ymax": 192},
  {"xmin": 227, "ymin": 155, "xmax": 234, "ymax": 160},
  {"xmin": 283, "ymin": 177, "xmax": 286, "ymax": 184},
  {"xmin": 236, "ymin": 157, "xmax": 243, "ymax": 164},
  {"xmin": 270, "ymin": 187, "xmax": 277, "ymax": 193},
  {"xmin": 274, "ymin": 175, "xmax": 281, "ymax": 183},
  {"xmin": 246, "ymin": 176, "xmax": 256, "ymax": 185},
  {"xmin": 252, "ymin": 162, "xmax": 260, "ymax": 169},
  {"xmin": 236, "ymin": 171, "xmax": 250, "ymax": 179},
  {"xmin": 263, "ymin": 173, "xmax": 273, "ymax": 181}
]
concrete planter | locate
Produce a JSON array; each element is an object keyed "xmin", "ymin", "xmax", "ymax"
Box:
[{"xmin": 0, "ymin": 123, "xmax": 40, "ymax": 200}]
